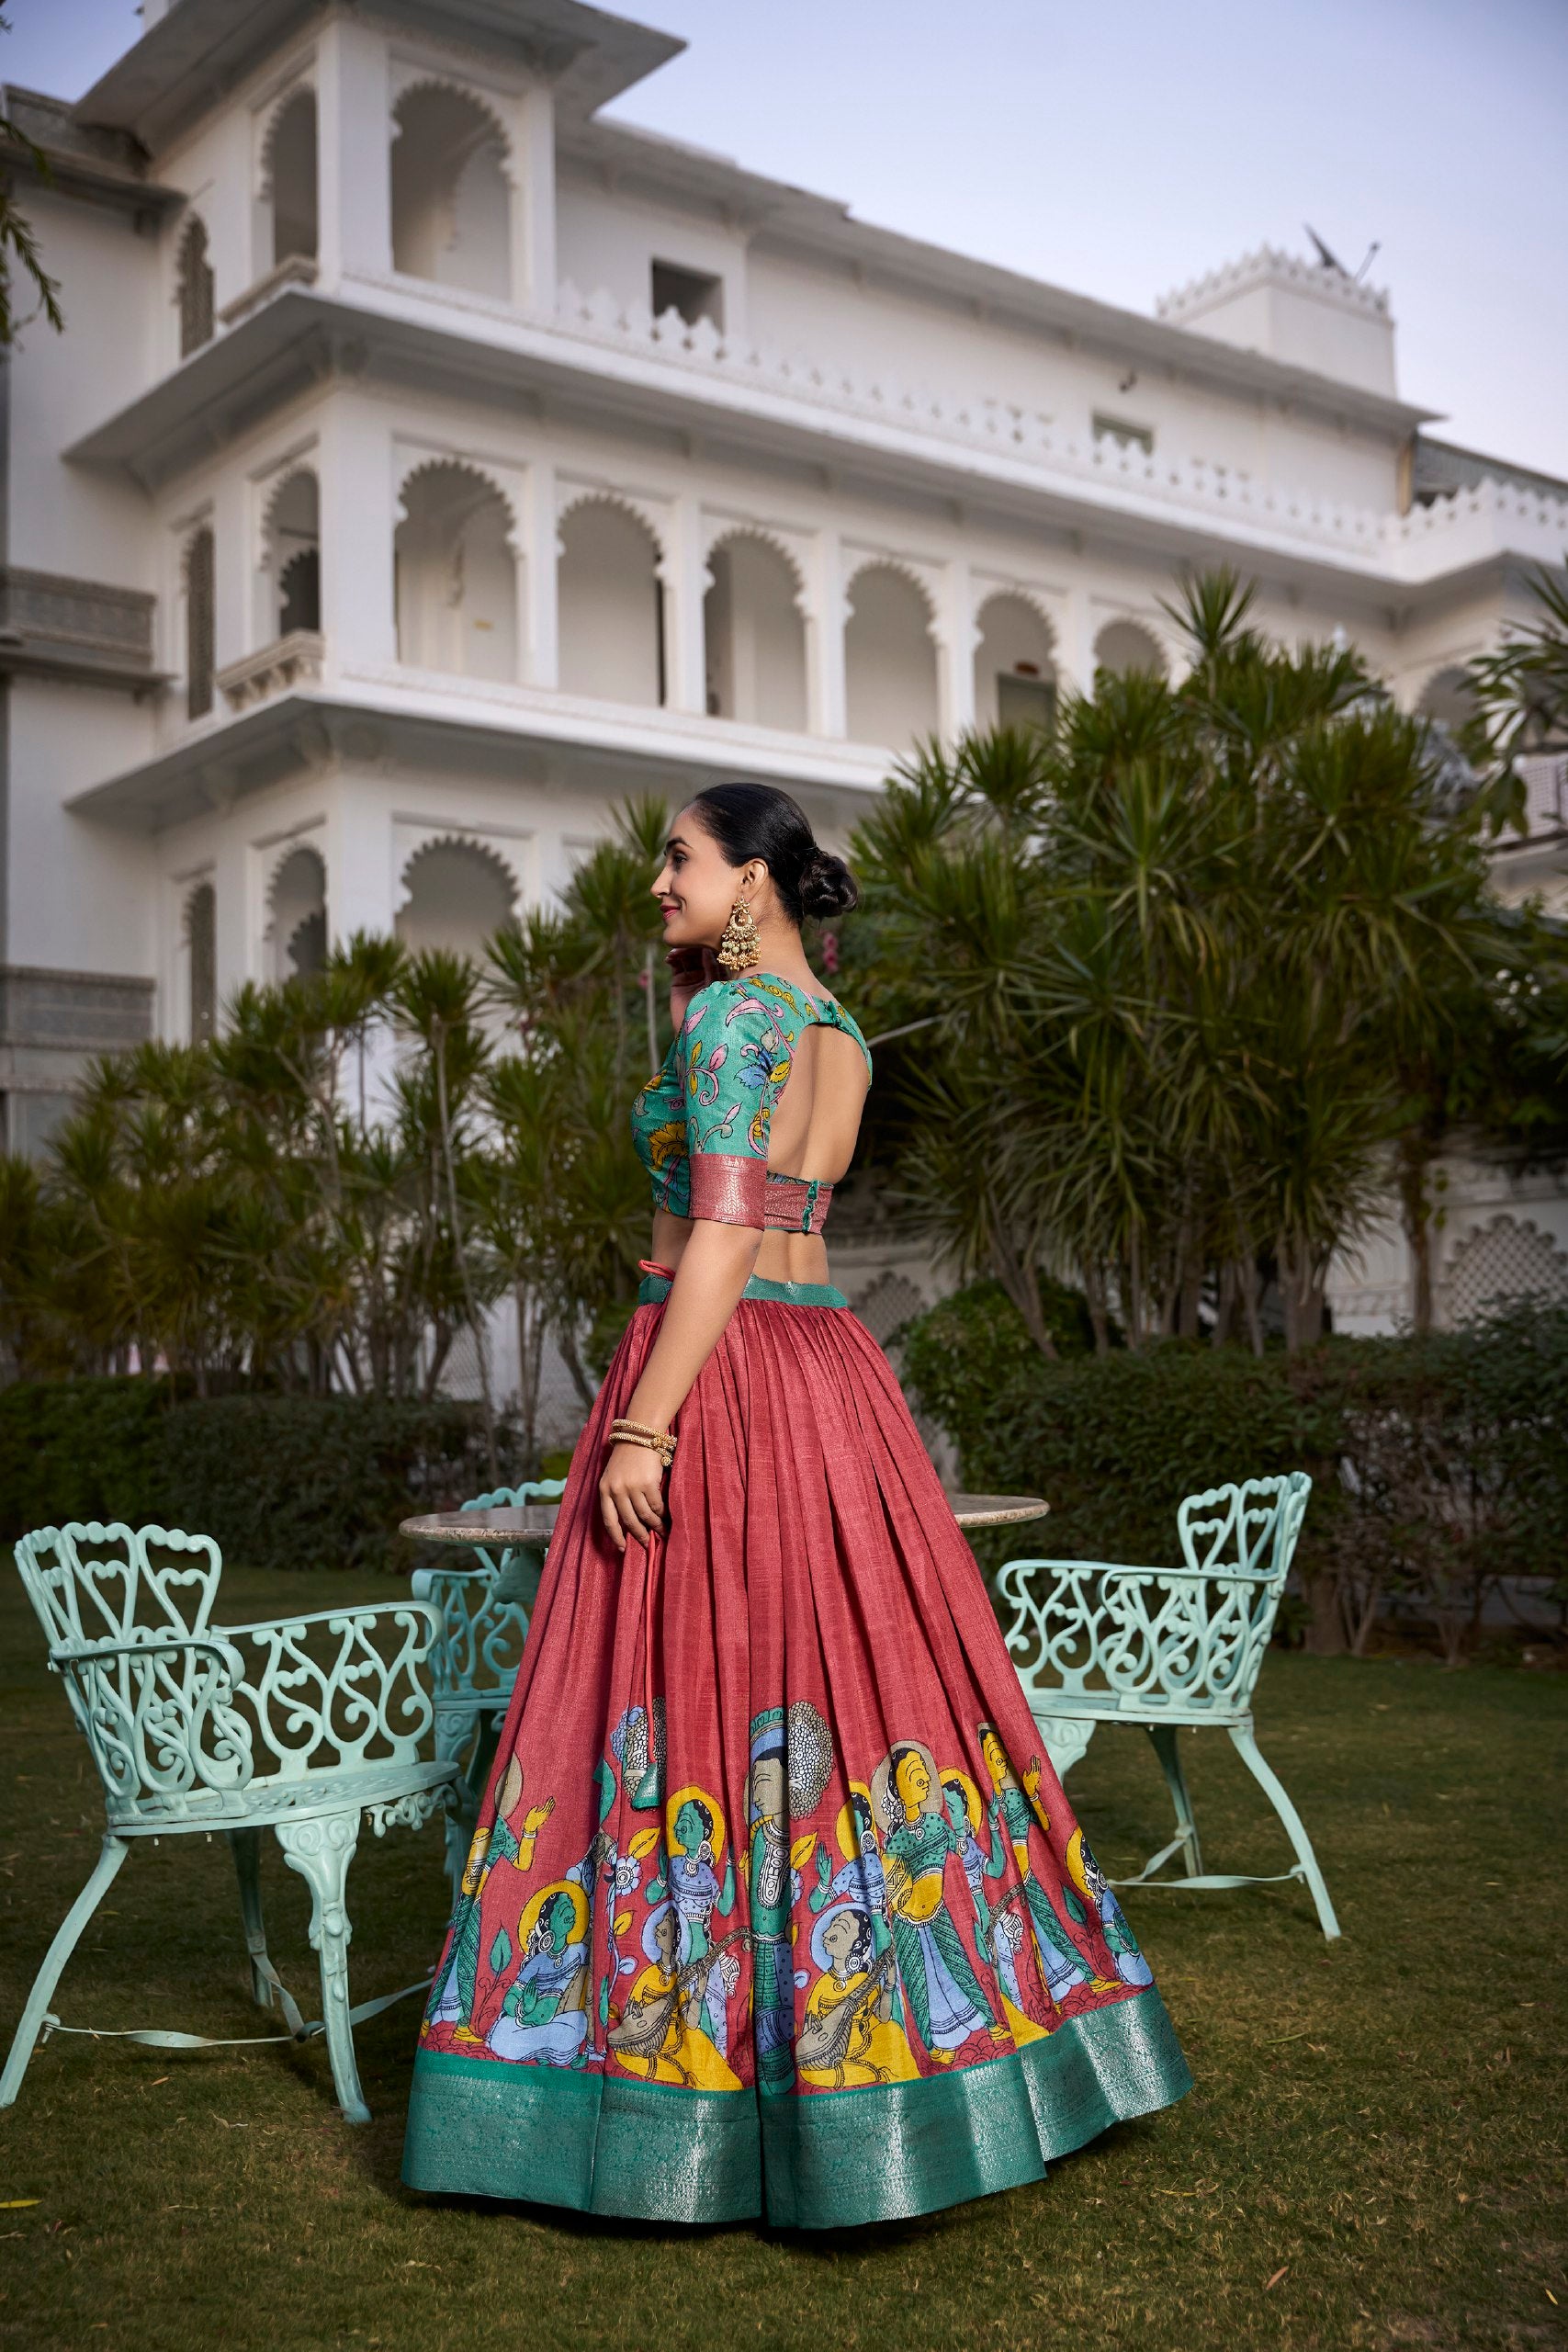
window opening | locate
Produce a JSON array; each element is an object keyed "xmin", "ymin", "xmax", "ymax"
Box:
[
  {"xmin": 651, "ymin": 261, "xmax": 723, "ymax": 331},
  {"xmin": 1092, "ymin": 413, "xmax": 1155, "ymax": 456},
  {"xmin": 177, "ymin": 217, "xmax": 215, "ymax": 356}
]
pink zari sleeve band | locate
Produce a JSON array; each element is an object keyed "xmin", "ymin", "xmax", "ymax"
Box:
[{"xmin": 687, "ymin": 1153, "xmax": 768, "ymax": 1228}]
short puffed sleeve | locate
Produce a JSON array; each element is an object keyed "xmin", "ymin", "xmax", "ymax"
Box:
[{"xmin": 678, "ymin": 978, "xmax": 799, "ymax": 1227}]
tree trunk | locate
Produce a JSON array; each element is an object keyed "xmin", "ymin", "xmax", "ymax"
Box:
[
  {"xmin": 1304, "ymin": 1570, "xmax": 1348, "ymax": 1656},
  {"xmin": 1213, "ymin": 1261, "xmax": 1237, "ymax": 1346},
  {"xmin": 434, "ymin": 1024, "xmax": 499, "ymax": 1482},
  {"xmin": 1397, "ymin": 1134, "xmax": 1437, "ymax": 1336},
  {"xmin": 1124, "ymin": 1229, "xmax": 1145, "ymax": 1351},
  {"xmin": 513, "ymin": 1280, "xmax": 547, "ymax": 1478},
  {"xmin": 557, "ymin": 1312, "xmax": 600, "ymax": 1412},
  {"xmin": 987, "ymin": 1213, "xmax": 1056, "ymax": 1359},
  {"xmin": 1240, "ymin": 1253, "xmax": 1265, "ymax": 1358},
  {"xmin": 1082, "ymin": 1262, "xmax": 1111, "ymax": 1355},
  {"xmin": 1279, "ymin": 1239, "xmax": 1328, "ymax": 1351}
]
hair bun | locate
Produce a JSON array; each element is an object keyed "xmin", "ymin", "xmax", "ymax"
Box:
[{"xmin": 799, "ymin": 847, "xmax": 860, "ymax": 921}]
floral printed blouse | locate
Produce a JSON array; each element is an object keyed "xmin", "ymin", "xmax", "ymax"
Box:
[{"xmin": 629, "ymin": 971, "xmax": 874, "ymax": 1234}]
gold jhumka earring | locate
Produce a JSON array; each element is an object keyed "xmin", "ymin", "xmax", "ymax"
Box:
[{"xmin": 715, "ymin": 895, "xmax": 761, "ymax": 974}]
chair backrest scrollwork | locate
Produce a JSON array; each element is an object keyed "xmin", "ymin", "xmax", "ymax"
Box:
[
  {"xmin": 998, "ymin": 1474, "xmax": 1313, "ymax": 1717},
  {"xmin": 14, "ymin": 1521, "xmax": 441, "ymax": 1826}
]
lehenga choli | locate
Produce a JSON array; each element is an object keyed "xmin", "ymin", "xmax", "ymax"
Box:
[{"xmin": 401, "ymin": 970, "xmax": 1191, "ymax": 2227}]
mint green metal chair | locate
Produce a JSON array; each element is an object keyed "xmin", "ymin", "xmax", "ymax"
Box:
[
  {"xmin": 998, "ymin": 1474, "xmax": 1339, "ymax": 1939},
  {"xmin": 2, "ymin": 1521, "xmax": 461, "ymax": 2122},
  {"xmin": 410, "ymin": 1479, "xmax": 565, "ymax": 1900}
]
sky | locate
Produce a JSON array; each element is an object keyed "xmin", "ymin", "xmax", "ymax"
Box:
[{"xmin": 7, "ymin": 0, "xmax": 1566, "ymax": 478}]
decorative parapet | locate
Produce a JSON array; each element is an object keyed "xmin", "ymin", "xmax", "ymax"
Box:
[
  {"xmin": 1156, "ymin": 245, "xmax": 1391, "ymax": 323},
  {"xmin": 0, "ymin": 565, "xmax": 159, "ymax": 689},
  {"xmin": 217, "ymin": 628, "xmax": 324, "ymax": 711},
  {"xmin": 0, "ymin": 962, "xmax": 155, "ymax": 1156},
  {"xmin": 551, "ymin": 281, "xmax": 1568, "ymax": 573},
  {"xmin": 218, "ymin": 253, "xmax": 319, "ymax": 332}
]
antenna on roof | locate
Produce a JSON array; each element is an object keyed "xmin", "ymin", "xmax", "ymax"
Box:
[
  {"xmin": 1352, "ymin": 241, "xmax": 1382, "ymax": 283},
  {"xmin": 1303, "ymin": 223, "xmax": 1348, "ymax": 276}
]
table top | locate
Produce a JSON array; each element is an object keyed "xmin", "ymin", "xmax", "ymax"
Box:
[
  {"xmin": 400, "ymin": 1505, "xmax": 560, "ymax": 1544},
  {"xmin": 946, "ymin": 1492, "xmax": 1051, "ymax": 1528},
  {"xmin": 400, "ymin": 1491, "xmax": 1047, "ymax": 1545}
]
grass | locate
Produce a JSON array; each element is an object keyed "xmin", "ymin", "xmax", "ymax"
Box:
[{"xmin": 0, "ymin": 1562, "xmax": 1563, "ymax": 2352}]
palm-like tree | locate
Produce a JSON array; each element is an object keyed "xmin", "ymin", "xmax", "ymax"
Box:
[{"xmin": 848, "ymin": 567, "xmax": 1532, "ymax": 1351}]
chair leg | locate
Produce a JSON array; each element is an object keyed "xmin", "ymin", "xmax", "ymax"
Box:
[
  {"xmin": 0, "ymin": 1833, "xmax": 129, "ymax": 2109},
  {"xmin": 1226, "ymin": 1720, "xmax": 1341, "ymax": 1940},
  {"xmin": 228, "ymin": 1828, "xmax": 305, "ymax": 2032},
  {"xmin": 1147, "ymin": 1725, "xmax": 1204, "ymax": 1878},
  {"xmin": 275, "ymin": 1812, "xmax": 369, "ymax": 2123}
]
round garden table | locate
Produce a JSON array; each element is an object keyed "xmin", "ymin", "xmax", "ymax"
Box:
[{"xmin": 399, "ymin": 1491, "xmax": 1047, "ymax": 1548}]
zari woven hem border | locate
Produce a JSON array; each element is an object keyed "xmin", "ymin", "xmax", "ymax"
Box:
[{"xmin": 400, "ymin": 1986, "xmax": 1192, "ymax": 2229}]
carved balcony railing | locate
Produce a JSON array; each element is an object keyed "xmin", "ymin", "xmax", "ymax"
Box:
[
  {"xmin": 217, "ymin": 252, "xmax": 319, "ymax": 332},
  {"xmin": 0, "ymin": 567, "xmax": 161, "ymax": 692},
  {"xmin": 217, "ymin": 628, "xmax": 324, "ymax": 711}
]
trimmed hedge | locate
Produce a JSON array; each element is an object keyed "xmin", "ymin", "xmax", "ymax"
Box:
[
  {"xmin": 0, "ymin": 1380, "xmax": 551, "ymax": 1573},
  {"xmin": 902, "ymin": 1290, "xmax": 1568, "ymax": 1648}
]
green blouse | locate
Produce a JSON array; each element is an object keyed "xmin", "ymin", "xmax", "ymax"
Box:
[{"xmin": 629, "ymin": 971, "xmax": 873, "ymax": 1232}]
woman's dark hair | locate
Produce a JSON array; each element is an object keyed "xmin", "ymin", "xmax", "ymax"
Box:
[{"xmin": 688, "ymin": 782, "xmax": 859, "ymax": 925}]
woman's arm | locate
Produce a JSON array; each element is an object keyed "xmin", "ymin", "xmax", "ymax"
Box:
[{"xmin": 596, "ymin": 1217, "xmax": 761, "ymax": 1555}]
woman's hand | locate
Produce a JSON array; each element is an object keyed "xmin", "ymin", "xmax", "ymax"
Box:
[
  {"xmin": 667, "ymin": 943, "xmax": 719, "ymax": 1031},
  {"xmin": 598, "ymin": 1439, "xmax": 668, "ymax": 1555}
]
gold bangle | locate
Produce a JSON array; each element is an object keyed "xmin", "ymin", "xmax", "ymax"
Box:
[
  {"xmin": 608, "ymin": 1418, "xmax": 675, "ymax": 1450},
  {"xmin": 606, "ymin": 1418, "xmax": 676, "ymax": 1464}
]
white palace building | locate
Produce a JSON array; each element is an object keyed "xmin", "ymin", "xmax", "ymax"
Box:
[{"xmin": 5, "ymin": 0, "xmax": 1568, "ymax": 1381}]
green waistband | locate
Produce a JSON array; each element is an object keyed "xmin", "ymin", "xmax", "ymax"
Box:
[{"xmin": 637, "ymin": 1270, "xmax": 848, "ymax": 1308}]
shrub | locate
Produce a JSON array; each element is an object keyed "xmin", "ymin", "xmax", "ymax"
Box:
[
  {"xmin": 902, "ymin": 1286, "xmax": 1568, "ymax": 1657},
  {"xmin": 0, "ymin": 1380, "xmax": 531, "ymax": 1573},
  {"xmin": 0, "ymin": 1376, "xmax": 175, "ymax": 1533}
]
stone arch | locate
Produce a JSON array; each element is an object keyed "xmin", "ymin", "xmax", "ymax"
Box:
[
  {"xmin": 1093, "ymin": 617, "xmax": 1169, "ymax": 680},
  {"xmin": 704, "ymin": 528, "xmax": 807, "ymax": 729},
  {"xmin": 702, "ymin": 520, "xmax": 807, "ymax": 606},
  {"xmin": 843, "ymin": 549, "xmax": 939, "ymax": 619},
  {"xmin": 183, "ymin": 878, "xmax": 217, "ymax": 1045},
  {"xmin": 974, "ymin": 590, "xmax": 1058, "ymax": 731},
  {"xmin": 182, "ymin": 522, "xmax": 215, "ymax": 719},
  {"xmin": 390, "ymin": 80, "xmax": 512, "ymax": 300},
  {"xmin": 843, "ymin": 560, "xmax": 939, "ymax": 747},
  {"xmin": 395, "ymin": 459, "xmax": 520, "ymax": 684},
  {"xmin": 558, "ymin": 494, "xmax": 666, "ymax": 707},
  {"xmin": 397, "ymin": 451, "xmax": 520, "ymax": 545},
  {"xmin": 265, "ymin": 842, "xmax": 327, "ymax": 983},
  {"xmin": 557, "ymin": 483, "xmax": 668, "ymax": 567},
  {"xmin": 261, "ymin": 85, "xmax": 317, "ymax": 266},
  {"xmin": 176, "ymin": 213, "xmax": 214, "ymax": 357},
  {"xmin": 395, "ymin": 835, "xmax": 519, "ymax": 960},
  {"xmin": 1441, "ymin": 1214, "xmax": 1568, "ymax": 1326},
  {"xmin": 262, "ymin": 466, "xmax": 320, "ymax": 639}
]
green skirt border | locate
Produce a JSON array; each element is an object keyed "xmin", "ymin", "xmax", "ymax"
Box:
[
  {"xmin": 637, "ymin": 1269, "xmax": 848, "ymax": 1308},
  {"xmin": 401, "ymin": 1987, "xmax": 1192, "ymax": 2230}
]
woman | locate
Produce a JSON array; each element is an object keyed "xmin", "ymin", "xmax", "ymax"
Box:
[{"xmin": 402, "ymin": 781, "xmax": 1191, "ymax": 2227}]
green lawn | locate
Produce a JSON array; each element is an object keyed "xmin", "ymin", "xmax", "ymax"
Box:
[{"xmin": 0, "ymin": 1563, "xmax": 1562, "ymax": 2352}]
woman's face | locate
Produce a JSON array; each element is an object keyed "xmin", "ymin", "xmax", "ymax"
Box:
[
  {"xmin": 651, "ymin": 804, "xmax": 760, "ymax": 951},
  {"xmin": 822, "ymin": 1909, "xmax": 860, "ymax": 1969}
]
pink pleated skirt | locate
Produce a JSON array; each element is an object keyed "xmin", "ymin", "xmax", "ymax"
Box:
[{"xmin": 403, "ymin": 1261, "xmax": 1190, "ymax": 2227}]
